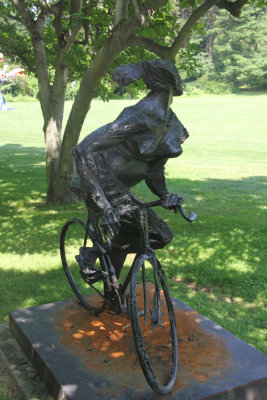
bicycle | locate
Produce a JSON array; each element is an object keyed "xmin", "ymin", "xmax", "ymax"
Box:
[{"xmin": 60, "ymin": 199, "xmax": 196, "ymax": 394}]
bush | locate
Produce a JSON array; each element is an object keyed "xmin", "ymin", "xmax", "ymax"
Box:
[
  {"xmin": 185, "ymin": 76, "xmax": 236, "ymax": 95},
  {"xmin": 4, "ymin": 93, "xmax": 38, "ymax": 102}
]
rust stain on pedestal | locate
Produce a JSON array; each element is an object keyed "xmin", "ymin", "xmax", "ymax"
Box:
[{"xmin": 55, "ymin": 286, "xmax": 230, "ymax": 397}]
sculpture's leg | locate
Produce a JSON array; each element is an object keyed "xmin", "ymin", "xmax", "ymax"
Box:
[
  {"xmin": 109, "ymin": 248, "xmax": 128, "ymax": 279},
  {"xmin": 147, "ymin": 208, "xmax": 174, "ymax": 249}
]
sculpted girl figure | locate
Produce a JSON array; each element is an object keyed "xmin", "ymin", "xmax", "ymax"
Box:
[{"xmin": 73, "ymin": 60, "xmax": 189, "ymax": 279}]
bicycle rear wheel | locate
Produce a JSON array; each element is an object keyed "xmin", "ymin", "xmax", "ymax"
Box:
[
  {"xmin": 60, "ymin": 218, "xmax": 107, "ymax": 315},
  {"xmin": 129, "ymin": 255, "xmax": 178, "ymax": 394}
]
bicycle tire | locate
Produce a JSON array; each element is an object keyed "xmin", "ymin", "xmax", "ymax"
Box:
[
  {"xmin": 60, "ymin": 217, "xmax": 106, "ymax": 315},
  {"xmin": 129, "ymin": 255, "xmax": 178, "ymax": 394}
]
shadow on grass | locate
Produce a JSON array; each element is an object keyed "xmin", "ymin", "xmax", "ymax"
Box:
[
  {"xmin": 1, "ymin": 261, "xmax": 266, "ymax": 353},
  {"xmin": 1, "ymin": 143, "xmax": 266, "ymax": 254},
  {"xmin": 0, "ymin": 143, "xmax": 46, "ymax": 203},
  {"xmin": 0, "ymin": 144, "xmax": 266, "ymax": 343},
  {"xmin": 0, "ymin": 144, "xmax": 84, "ymax": 255}
]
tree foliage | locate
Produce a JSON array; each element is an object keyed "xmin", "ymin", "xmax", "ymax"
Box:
[
  {"xmin": 211, "ymin": 6, "xmax": 267, "ymax": 88},
  {"xmin": 0, "ymin": 0, "xmax": 259, "ymax": 202},
  {"xmin": 181, "ymin": 6, "xmax": 267, "ymax": 90}
]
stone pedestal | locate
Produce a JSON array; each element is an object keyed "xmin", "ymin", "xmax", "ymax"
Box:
[{"xmin": 9, "ymin": 294, "xmax": 267, "ymax": 400}]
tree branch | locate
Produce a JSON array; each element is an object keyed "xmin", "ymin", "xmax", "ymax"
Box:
[
  {"xmin": 70, "ymin": 0, "xmax": 82, "ymax": 19},
  {"xmin": 5, "ymin": 46, "xmax": 35, "ymax": 73},
  {"xmin": 63, "ymin": 0, "xmax": 84, "ymax": 51},
  {"xmin": 217, "ymin": 0, "xmax": 248, "ymax": 17},
  {"xmin": 115, "ymin": 0, "xmax": 129, "ymax": 26},
  {"xmin": 57, "ymin": 0, "xmax": 98, "ymax": 52},
  {"xmin": 3, "ymin": 12, "xmax": 24, "ymax": 24},
  {"xmin": 51, "ymin": 0, "xmax": 66, "ymax": 42},
  {"xmin": 115, "ymin": 0, "xmax": 168, "ymax": 32},
  {"xmin": 169, "ymin": 0, "xmax": 223, "ymax": 57},
  {"xmin": 33, "ymin": 9, "xmax": 46, "ymax": 33},
  {"xmin": 126, "ymin": 0, "xmax": 231, "ymax": 60},
  {"xmin": 126, "ymin": 34, "xmax": 171, "ymax": 58},
  {"xmin": 10, "ymin": 0, "xmax": 52, "ymax": 119},
  {"xmin": 10, "ymin": 0, "xmax": 33, "ymax": 29},
  {"xmin": 34, "ymin": 0, "xmax": 65, "ymax": 17},
  {"xmin": 130, "ymin": 0, "xmax": 146, "ymax": 27},
  {"xmin": 35, "ymin": 0, "xmax": 51, "ymax": 12}
]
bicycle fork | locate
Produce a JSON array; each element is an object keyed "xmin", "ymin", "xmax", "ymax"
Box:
[{"xmin": 139, "ymin": 207, "xmax": 164, "ymax": 331}]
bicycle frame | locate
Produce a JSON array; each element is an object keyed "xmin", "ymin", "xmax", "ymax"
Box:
[
  {"xmin": 82, "ymin": 200, "xmax": 196, "ymax": 316},
  {"xmin": 60, "ymin": 199, "xmax": 196, "ymax": 394}
]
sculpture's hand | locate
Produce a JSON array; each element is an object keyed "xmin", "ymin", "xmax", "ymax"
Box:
[
  {"xmin": 100, "ymin": 207, "xmax": 121, "ymax": 237},
  {"xmin": 161, "ymin": 193, "xmax": 183, "ymax": 213}
]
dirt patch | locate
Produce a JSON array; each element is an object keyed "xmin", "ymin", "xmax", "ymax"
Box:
[{"xmin": 55, "ymin": 285, "xmax": 231, "ymax": 396}]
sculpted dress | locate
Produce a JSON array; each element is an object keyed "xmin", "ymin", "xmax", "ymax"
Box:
[{"xmin": 73, "ymin": 100, "xmax": 189, "ymax": 253}]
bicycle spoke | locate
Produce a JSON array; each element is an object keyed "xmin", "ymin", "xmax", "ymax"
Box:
[
  {"xmin": 60, "ymin": 218, "xmax": 107, "ymax": 314},
  {"xmin": 142, "ymin": 263, "xmax": 148, "ymax": 327},
  {"xmin": 86, "ymin": 282, "xmax": 105, "ymax": 299},
  {"xmin": 130, "ymin": 257, "xmax": 178, "ymax": 395}
]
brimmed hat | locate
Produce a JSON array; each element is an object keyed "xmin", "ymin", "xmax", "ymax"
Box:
[{"xmin": 113, "ymin": 60, "xmax": 183, "ymax": 96}]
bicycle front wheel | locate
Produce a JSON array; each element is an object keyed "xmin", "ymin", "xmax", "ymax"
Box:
[
  {"xmin": 129, "ymin": 255, "xmax": 178, "ymax": 394},
  {"xmin": 60, "ymin": 218, "xmax": 106, "ymax": 315}
]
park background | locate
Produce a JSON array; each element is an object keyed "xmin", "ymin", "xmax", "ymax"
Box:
[
  {"xmin": 0, "ymin": 2, "xmax": 267, "ymax": 399},
  {"xmin": 1, "ymin": 6, "xmax": 267, "ymax": 101},
  {"xmin": 1, "ymin": 93, "xmax": 266, "ymax": 343},
  {"xmin": 1, "ymin": 84, "xmax": 266, "ymax": 400}
]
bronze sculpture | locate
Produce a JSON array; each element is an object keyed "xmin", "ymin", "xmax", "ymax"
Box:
[
  {"xmin": 72, "ymin": 59, "xmax": 189, "ymax": 281},
  {"xmin": 61, "ymin": 60, "xmax": 197, "ymax": 393}
]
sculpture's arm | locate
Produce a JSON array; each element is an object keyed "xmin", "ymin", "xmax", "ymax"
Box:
[
  {"xmin": 73, "ymin": 116, "xmax": 146, "ymax": 213},
  {"xmin": 145, "ymin": 159, "xmax": 169, "ymax": 198},
  {"xmin": 145, "ymin": 159, "xmax": 184, "ymax": 210}
]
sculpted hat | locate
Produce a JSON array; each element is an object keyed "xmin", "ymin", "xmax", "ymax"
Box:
[{"xmin": 113, "ymin": 59, "xmax": 183, "ymax": 96}]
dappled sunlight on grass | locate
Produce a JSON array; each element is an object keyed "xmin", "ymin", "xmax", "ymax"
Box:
[
  {"xmin": 168, "ymin": 280, "xmax": 267, "ymax": 352},
  {"xmin": 0, "ymin": 96, "xmax": 266, "ymax": 355},
  {"xmin": 0, "ymin": 164, "xmax": 266, "ymax": 353},
  {"xmin": 0, "ymin": 144, "xmax": 86, "ymax": 255}
]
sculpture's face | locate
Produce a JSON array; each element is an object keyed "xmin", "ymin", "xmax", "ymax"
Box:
[
  {"xmin": 142, "ymin": 65, "xmax": 183, "ymax": 97},
  {"xmin": 167, "ymin": 85, "xmax": 174, "ymax": 108},
  {"xmin": 148, "ymin": 60, "xmax": 183, "ymax": 96}
]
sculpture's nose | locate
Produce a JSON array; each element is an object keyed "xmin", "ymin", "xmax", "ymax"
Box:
[{"xmin": 176, "ymin": 148, "xmax": 183, "ymax": 157}]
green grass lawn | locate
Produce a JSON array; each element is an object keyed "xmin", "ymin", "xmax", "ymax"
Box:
[{"xmin": 0, "ymin": 94, "xmax": 266, "ymax": 357}]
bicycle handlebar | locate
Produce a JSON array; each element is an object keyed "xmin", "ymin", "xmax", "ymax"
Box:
[
  {"xmin": 99, "ymin": 198, "xmax": 196, "ymax": 253},
  {"xmin": 144, "ymin": 199, "xmax": 197, "ymax": 223}
]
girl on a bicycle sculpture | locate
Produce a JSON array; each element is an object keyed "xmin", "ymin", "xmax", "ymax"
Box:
[{"xmin": 73, "ymin": 60, "xmax": 189, "ymax": 281}]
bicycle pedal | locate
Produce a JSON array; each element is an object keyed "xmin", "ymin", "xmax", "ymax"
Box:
[
  {"xmin": 81, "ymin": 268, "xmax": 105, "ymax": 284},
  {"xmin": 119, "ymin": 303, "xmax": 127, "ymax": 314}
]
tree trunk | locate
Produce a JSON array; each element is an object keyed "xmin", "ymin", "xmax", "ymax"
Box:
[
  {"xmin": 43, "ymin": 56, "xmax": 68, "ymax": 203},
  {"xmin": 44, "ymin": 106, "xmax": 63, "ymax": 203},
  {"xmin": 53, "ymin": 34, "xmax": 128, "ymax": 203},
  {"xmin": 206, "ymin": 10, "xmax": 216, "ymax": 61}
]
